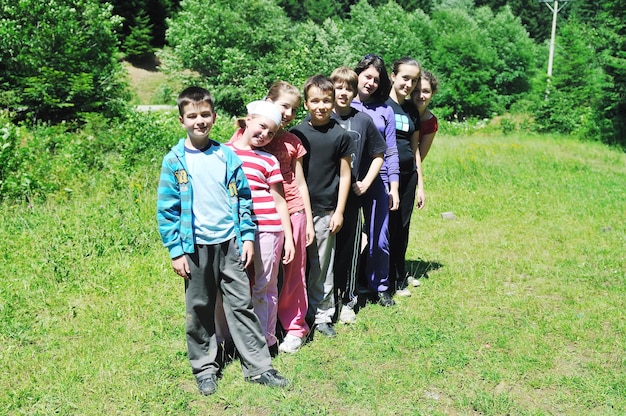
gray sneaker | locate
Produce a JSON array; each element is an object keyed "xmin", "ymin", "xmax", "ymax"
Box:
[
  {"xmin": 246, "ymin": 369, "xmax": 289, "ymax": 388},
  {"xmin": 316, "ymin": 322, "xmax": 337, "ymax": 337},
  {"xmin": 197, "ymin": 375, "xmax": 217, "ymax": 396},
  {"xmin": 377, "ymin": 291, "xmax": 395, "ymax": 307}
]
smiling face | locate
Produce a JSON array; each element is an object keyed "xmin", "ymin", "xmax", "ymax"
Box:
[
  {"xmin": 243, "ymin": 114, "xmax": 279, "ymax": 148},
  {"xmin": 391, "ymin": 63, "xmax": 421, "ymax": 103},
  {"xmin": 334, "ymin": 81, "xmax": 356, "ymax": 113},
  {"xmin": 412, "ymin": 77, "xmax": 434, "ymax": 113},
  {"xmin": 304, "ymin": 86, "xmax": 334, "ymax": 126},
  {"xmin": 179, "ymin": 102, "xmax": 216, "ymax": 145},
  {"xmin": 268, "ymin": 92, "xmax": 300, "ymax": 128},
  {"xmin": 357, "ymin": 66, "xmax": 380, "ymax": 102}
]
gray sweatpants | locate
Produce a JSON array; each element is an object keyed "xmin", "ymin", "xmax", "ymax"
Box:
[
  {"xmin": 306, "ymin": 211, "xmax": 336, "ymax": 325},
  {"xmin": 184, "ymin": 238, "xmax": 272, "ymax": 380}
]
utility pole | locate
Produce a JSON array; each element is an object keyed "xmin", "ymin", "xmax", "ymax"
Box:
[{"xmin": 538, "ymin": 0, "xmax": 570, "ymax": 99}]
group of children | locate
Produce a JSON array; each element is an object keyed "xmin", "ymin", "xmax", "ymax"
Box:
[{"xmin": 157, "ymin": 56, "xmax": 439, "ymax": 395}]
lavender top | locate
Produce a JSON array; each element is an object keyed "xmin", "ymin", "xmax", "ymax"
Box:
[{"xmin": 351, "ymin": 99, "xmax": 400, "ymax": 185}]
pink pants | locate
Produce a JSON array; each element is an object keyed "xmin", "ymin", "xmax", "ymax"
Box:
[
  {"xmin": 252, "ymin": 231, "xmax": 284, "ymax": 347},
  {"xmin": 278, "ymin": 211, "xmax": 310, "ymax": 338}
]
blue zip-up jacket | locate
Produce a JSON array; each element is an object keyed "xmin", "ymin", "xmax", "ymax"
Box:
[{"xmin": 157, "ymin": 138, "xmax": 256, "ymax": 259}]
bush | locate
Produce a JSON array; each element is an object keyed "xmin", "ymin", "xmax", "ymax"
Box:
[{"xmin": 0, "ymin": 0, "xmax": 130, "ymax": 123}]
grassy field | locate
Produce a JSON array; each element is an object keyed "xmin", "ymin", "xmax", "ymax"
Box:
[{"xmin": 1, "ymin": 131, "xmax": 624, "ymax": 415}]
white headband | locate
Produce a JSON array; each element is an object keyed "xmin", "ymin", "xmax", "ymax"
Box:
[{"xmin": 246, "ymin": 100, "xmax": 282, "ymax": 127}]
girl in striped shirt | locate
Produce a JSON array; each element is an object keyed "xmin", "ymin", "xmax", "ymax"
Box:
[{"xmin": 227, "ymin": 101, "xmax": 295, "ymax": 350}]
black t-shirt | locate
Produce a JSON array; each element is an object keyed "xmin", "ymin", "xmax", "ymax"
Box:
[
  {"xmin": 291, "ymin": 119, "xmax": 353, "ymax": 212},
  {"xmin": 332, "ymin": 109, "xmax": 387, "ymax": 182},
  {"xmin": 386, "ymin": 98, "xmax": 421, "ymax": 173}
]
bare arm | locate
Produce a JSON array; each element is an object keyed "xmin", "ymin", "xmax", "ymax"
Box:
[
  {"xmin": 411, "ymin": 131, "xmax": 425, "ymax": 209},
  {"xmin": 329, "ymin": 156, "xmax": 351, "ymax": 234},
  {"xmin": 419, "ymin": 132, "xmax": 437, "ymax": 162},
  {"xmin": 295, "ymin": 157, "xmax": 315, "ymax": 246},
  {"xmin": 241, "ymin": 240, "xmax": 254, "ymax": 269},
  {"xmin": 270, "ymin": 182, "xmax": 295, "ymax": 264},
  {"xmin": 352, "ymin": 153, "xmax": 384, "ymax": 196}
]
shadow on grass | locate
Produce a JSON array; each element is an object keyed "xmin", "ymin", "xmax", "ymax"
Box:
[{"xmin": 406, "ymin": 258, "xmax": 444, "ymax": 280}]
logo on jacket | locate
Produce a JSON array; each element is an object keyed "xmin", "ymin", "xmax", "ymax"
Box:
[{"xmin": 174, "ymin": 169, "xmax": 188, "ymax": 185}]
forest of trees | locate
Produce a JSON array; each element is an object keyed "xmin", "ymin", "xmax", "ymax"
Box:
[{"xmin": 1, "ymin": 0, "xmax": 624, "ymax": 146}]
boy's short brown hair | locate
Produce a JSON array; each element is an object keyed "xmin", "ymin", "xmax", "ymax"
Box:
[
  {"xmin": 176, "ymin": 86, "xmax": 215, "ymax": 116},
  {"xmin": 330, "ymin": 67, "xmax": 358, "ymax": 93},
  {"xmin": 302, "ymin": 75, "xmax": 334, "ymax": 101}
]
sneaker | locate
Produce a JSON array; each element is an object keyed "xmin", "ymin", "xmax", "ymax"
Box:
[
  {"xmin": 197, "ymin": 375, "xmax": 217, "ymax": 396},
  {"xmin": 246, "ymin": 369, "xmax": 289, "ymax": 388},
  {"xmin": 377, "ymin": 291, "xmax": 395, "ymax": 307},
  {"xmin": 407, "ymin": 273, "xmax": 421, "ymax": 287},
  {"xmin": 339, "ymin": 304, "xmax": 356, "ymax": 324},
  {"xmin": 315, "ymin": 322, "xmax": 337, "ymax": 337},
  {"xmin": 278, "ymin": 334, "xmax": 303, "ymax": 354},
  {"xmin": 395, "ymin": 287, "xmax": 412, "ymax": 297}
]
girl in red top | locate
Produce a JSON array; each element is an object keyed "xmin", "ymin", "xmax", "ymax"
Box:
[{"xmin": 262, "ymin": 81, "xmax": 315, "ymax": 354}]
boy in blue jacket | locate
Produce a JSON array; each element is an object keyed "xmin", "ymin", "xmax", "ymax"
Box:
[{"xmin": 157, "ymin": 87, "xmax": 288, "ymax": 395}]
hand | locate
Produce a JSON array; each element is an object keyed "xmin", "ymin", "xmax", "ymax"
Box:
[
  {"xmin": 305, "ymin": 222, "xmax": 315, "ymax": 247},
  {"xmin": 328, "ymin": 211, "xmax": 344, "ymax": 235},
  {"xmin": 352, "ymin": 180, "xmax": 370, "ymax": 196},
  {"xmin": 241, "ymin": 240, "xmax": 254, "ymax": 269},
  {"xmin": 282, "ymin": 238, "xmax": 295, "ymax": 264},
  {"xmin": 389, "ymin": 188, "xmax": 400, "ymax": 211},
  {"xmin": 172, "ymin": 255, "xmax": 190, "ymax": 279},
  {"xmin": 416, "ymin": 188, "xmax": 425, "ymax": 210}
]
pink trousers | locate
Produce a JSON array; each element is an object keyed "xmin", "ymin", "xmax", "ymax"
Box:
[
  {"xmin": 277, "ymin": 211, "xmax": 310, "ymax": 338},
  {"xmin": 252, "ymin": 230, "xmax": 284, "ymax": 347}
]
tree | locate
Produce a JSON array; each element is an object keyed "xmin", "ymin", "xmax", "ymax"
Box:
[
  {"xmin": 123, "ymin": 9, "xmax": 155, "ymax": 62},
  {"xmin": 107, "ymin": 0, "xmax": 180, "ymax": 49},
  {"xmin": 0, "ymin": 0, "xmax": 130, "ymax": 122},
  {"xmin": 166, "ymin": 0, "xmax": 292, "ymax": 114}
]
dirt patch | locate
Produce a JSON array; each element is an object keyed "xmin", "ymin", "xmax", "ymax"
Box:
[{"xmin": 124, "ymin": 61, "xmax": 168, "ymax": 105}]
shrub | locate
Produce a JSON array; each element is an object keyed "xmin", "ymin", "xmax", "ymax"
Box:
[{"xmin": 0, "ymin": 0, "xmax": 130, "ymax": 123}]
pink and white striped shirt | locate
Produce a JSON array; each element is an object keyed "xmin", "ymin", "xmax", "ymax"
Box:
[{"xmin": 226, "ymin": 142, "xmax": 284, "ymax": 232}]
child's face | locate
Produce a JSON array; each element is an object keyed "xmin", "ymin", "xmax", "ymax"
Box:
[
  {"xmin": 357, "ymin": 66, "xmax": 380, "ymax": 101},
  {"xmin": 304, "ymin": 86, "xmax": 334, "ymax": 126},
  {"xmin": 334, "ymin": 82, "xmax": 355, "ymax": 110},
  {"xmin": 179, "ymin": 102, "xmax": 216, "ymax": 142},
  {"xmin": 268, "ymin": 94, "xmax": 300, "ymax": 128},
  {"xmin": 391, "ymin": 63, "xmax": 420, "ymax": 99},
  {"xmin": 245, "ymin": 115, "xmax": 279, "ymax": 148},
  {"xmin": 412, "ymin": 77, "xmax": 433, "ymax": 111}
]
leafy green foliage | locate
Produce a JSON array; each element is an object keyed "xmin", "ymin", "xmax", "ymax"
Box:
[
  {"xmin": 108, "ymin": 0, "xmax": 180, "ymax": 48},
  {"xmin": 166, "ymin": 0, "xmax": 292, "ymax": 114},
  {"xmin": 535, "ymin": 20, "xmax": 606, "ymax": 136},
  {"xmin": 123, "ymin": 9, "xmax": 155, "ymax": 61},
  {"xmin": 0, "ymin": 0, "xmax": 130, "ymax": 122}
]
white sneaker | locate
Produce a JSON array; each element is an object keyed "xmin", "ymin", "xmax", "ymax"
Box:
[
  {"xmin": 278, "ymin": 334, "xmax": 302, "ymax": 354},
  {"xmin": 339, "ymin": 305, "xmax": 356, "ymax": 324},
  {"xmin": 407, "ymin": 275, "xmax": 421, "ymax": 287},
  {"xmin": 395, "ymin": 287, "xmax": 412, "ymax": 297}
]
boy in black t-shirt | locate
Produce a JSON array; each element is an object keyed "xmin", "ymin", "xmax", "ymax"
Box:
[
  {"xmin": 330, "ymin": 67, "xmax": 387, "ymax": 324},
  {"xmin": 290, "ymin": 75, "xmax": 352, "ymax": 338}
]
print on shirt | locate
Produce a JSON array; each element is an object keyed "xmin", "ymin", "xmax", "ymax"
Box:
[
  {"xmin": 337, "ymin": 118, "xmax": 361, "ymax": 170},
  {"xmin": 394, "ymin": 113, "xmax": 410, "ymax": 132}
]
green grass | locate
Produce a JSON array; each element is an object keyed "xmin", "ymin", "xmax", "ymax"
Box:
[{"xmin": 1, "ymin": 132, "xmax": 624, "ymax": 415}]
